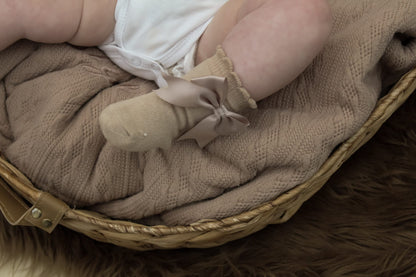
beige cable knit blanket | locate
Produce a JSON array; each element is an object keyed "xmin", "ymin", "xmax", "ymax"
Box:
[{"xmin": 1, "ymin": 0, "xmax": 416, "ymax": 225}]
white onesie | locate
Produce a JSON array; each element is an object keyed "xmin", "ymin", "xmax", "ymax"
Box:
[{"xmin": 99, "ymin": 0, "xmax": 228, "ymax": 87}]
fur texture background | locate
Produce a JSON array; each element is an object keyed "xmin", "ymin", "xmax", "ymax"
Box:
[{"xmin": 0, "ymin": 91, "xmax": 416, "ymax": 276}]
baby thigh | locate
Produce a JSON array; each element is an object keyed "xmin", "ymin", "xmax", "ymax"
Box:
[
  {"xmin": 9, "ymin": 0, "xmax": 117, "ymax": 47},
  {"xmin": 68, "ymin": 0, "xmax": 118, "ymax": 46}
]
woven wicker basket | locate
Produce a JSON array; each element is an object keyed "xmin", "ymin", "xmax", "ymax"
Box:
[{"xmin": 0, "ymin": 68, "xmax": 415, "ymax": 251}]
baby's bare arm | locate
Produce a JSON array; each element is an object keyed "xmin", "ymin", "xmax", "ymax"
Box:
[{"xmin": 0, "ymin": 0, "xmax": 117, "ymax": 51}]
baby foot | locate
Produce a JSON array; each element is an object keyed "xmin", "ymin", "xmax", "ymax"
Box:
[{"xmin": 100, "ymin": 76, "xmax": 251, "ymax": 151}]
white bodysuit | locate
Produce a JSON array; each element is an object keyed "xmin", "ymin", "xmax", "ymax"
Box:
[{"xmin": 99, "ymin": 0, "xmax": 228, "ymax": 87}]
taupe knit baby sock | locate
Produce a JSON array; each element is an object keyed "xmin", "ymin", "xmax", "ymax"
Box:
[{"xmin": 99, "ymin": 46, "xmax": 257, "ymax": 152}]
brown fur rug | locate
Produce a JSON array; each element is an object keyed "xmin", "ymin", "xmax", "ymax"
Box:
[{"xmin": 1, "ymin": 90, "xmax": 416, "ymax": 276}]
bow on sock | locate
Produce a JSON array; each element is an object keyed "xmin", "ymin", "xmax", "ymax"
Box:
[{"xmin": 156, "ymin": 75, "xmax": 250, "ymax": 147}]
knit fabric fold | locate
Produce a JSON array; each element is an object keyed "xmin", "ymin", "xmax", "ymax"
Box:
[{"xmin": 1, "ymin": 0, "xmax": 416, "ymax": 225}]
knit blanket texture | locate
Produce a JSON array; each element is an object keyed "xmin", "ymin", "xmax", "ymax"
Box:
[{"xmin": 1, "ymin": 0, "xmax": 416, "ymax": 225}]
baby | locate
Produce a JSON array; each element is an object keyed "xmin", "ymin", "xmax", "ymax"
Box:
[{"xmin": 0, "ymin": 0, "xmax": 332, "ymax": 152}]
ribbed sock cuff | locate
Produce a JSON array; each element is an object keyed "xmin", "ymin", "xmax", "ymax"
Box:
[{"xmin": 184, "ymin": 46, "xmax": 257, "ymax": 113}]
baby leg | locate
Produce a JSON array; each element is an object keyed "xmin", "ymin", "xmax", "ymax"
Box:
[
  {"xmin": 197, "ymin": 0, "xmax": 333, "ymax": 101},
  {"xmin": 99, "ymin": 0, "xmax": 333, "ymax": 151},
  {"xmin": 0, "ymin": 0, "xmax": 117, "ymax": 51}
]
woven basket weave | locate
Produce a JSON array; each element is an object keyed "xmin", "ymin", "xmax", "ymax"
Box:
[{"xmin": 0, "ymin": 68, "xmax": 415, "ymax": 251}]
